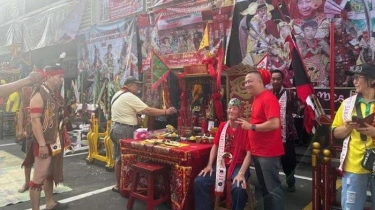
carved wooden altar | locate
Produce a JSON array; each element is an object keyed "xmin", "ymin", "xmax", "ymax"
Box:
[
  {"xmin": 226, "ymin": 63, "xmax": 255, "ymax": 120},
  {"xmin": 181, "ymin": 74, "xmax": 215, "ymax": 127}
]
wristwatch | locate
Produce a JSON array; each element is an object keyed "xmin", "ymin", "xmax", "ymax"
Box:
[{"xmin": 251, "ymin": 124, "xmax": 256, "ymax": 131}]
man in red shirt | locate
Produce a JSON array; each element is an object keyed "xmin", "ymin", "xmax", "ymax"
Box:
[{"xmin": 237, "ymin": 70, "xmax": 285, "ymax": 210}]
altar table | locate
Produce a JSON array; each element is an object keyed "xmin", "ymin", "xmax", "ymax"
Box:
[{"xmin": 120, "ymin": 139, "xmax": 212, "ymax": 210}]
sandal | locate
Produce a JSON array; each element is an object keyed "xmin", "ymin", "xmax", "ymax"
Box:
[
  {"xmin": 18, "ymin": 185, "xmax": 29, "ymax": 193},
  {"xmin": 112, "ymin": 187, "xmax": 119, "ymax": 193},
  {"xmin": 44, "ymin": 202, "xmax": 68, "ymax": 210}
]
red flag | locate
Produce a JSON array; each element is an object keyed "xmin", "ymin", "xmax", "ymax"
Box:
[
  {"xmin": 285, "ymin": 35, "xmax": 315, "ymax": 133},
  {"xmin": 150, "ymin": 51, "xmax": 171, "ymax": 91}
]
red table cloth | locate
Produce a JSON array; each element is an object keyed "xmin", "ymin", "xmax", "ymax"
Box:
[{"xmin": 120, "ymin": 139, "xmax": 212, "ymax": 210}]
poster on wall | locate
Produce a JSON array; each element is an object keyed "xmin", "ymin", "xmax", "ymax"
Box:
[
  {"xmin": 150, "ymin": 0, "xmax": 235, "ymax": 68},
  {"xmin": 109, "ymin": 0, "xmax": 145, "ymax": 21},
  {"xmin": 138, "ymin": 14, "xmax": 154, "ymax": 72},
  {"xmin": 76, "ymin": 18, "xmax": 138, "ymax": 104},
  {"xmin": 235, "ymin": 0, "xmax": 374, "ymax": 88}
]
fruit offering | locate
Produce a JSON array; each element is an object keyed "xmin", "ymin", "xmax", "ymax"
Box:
[
  {"xmin": 189, "ymin": 136, "xmax": 196, "ymax": 141},
  {"xmin": 166, "ymin": 124, "xmax": 177, "ymax": 133}
]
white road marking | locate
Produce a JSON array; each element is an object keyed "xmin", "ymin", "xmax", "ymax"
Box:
[
  {"xmin": 16, "ymin": 161, "xmax": 313, "ymax": 210},
  {"xmin": 249, "ymin": 166, "xmax": 312, "ymax": 181},
  {"xmin": 0, "ymin": 143, "xmax": 16, "ymax": 147},
  {"xmin": 0, "ymin": 143, "xmax": 314, "ymax": 181},
  {"xmin": 26, "ymin": 186, "xmax": 113, "ymax": 210},
  {"xmin": 295, "ymin": 174, "xmax": 312, "ymax": 181},
  {"xmin": 64, "ymin": 152, "xmax": 88, "ymax": 157},
  {"xmin": 0, "ymin": 142, "xmax": 88, "ymax": 157}
]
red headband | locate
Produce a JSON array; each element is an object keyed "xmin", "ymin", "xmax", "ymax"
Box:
[{"xmin": 44, "ymin": 70, "xmax": 64, "ymax": 77}]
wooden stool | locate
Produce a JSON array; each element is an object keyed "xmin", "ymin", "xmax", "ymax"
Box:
[{"xmin": 127, "ymin": 162, "xmax": 170, "ymax": 210}]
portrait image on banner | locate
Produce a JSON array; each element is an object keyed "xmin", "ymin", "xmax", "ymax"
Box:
[
  {"xmin": 152, "ymin": 0, "xmax": 235, "ymax": 68},
  {"xmin": 235, "ymin": 0, "xmax": 375, "ymax": 88},
  {"xmin": 138, "ymin": 14, "xmax": 156, "ymax": 72},
  {"xmin": 76, "ymin": 18, "xmax": 138, "ymax": 103}
]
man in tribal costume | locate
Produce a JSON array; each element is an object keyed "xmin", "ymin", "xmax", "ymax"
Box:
[{"xmin": 23, "ymin": 65, "xmax": 69, "ymax": 210}]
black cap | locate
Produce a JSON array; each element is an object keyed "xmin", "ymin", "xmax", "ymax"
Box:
[
  {"xmin": 124, "ymin": 76, "xmax": 142, "ymax": 85},
  {"xmin": 346, "ymin": 63, "xmax": 375, "ymax": 78}
]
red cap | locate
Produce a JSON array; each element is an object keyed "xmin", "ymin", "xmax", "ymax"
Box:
[{"xmin": 258, "ymin": 69, "xmax": 271, "ymax": 85}]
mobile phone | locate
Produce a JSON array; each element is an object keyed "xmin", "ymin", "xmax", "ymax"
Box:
[{"xmin": 347, "ymin": 121, "xmax": 358, "ymax": 125}]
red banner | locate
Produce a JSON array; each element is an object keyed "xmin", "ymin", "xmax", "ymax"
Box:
[
  {"xmin": 151, "ymin": 0, "xmax": 234, "ymax": 68},
  {"xmin": 109, "ymin": 0, "xmax": 145, "ymax": 21}
]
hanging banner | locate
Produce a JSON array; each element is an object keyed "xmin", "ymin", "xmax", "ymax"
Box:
[
  {"xmin": 152, "ymin": 0, "xmax": 234, "ymax": 68},
  {"xmin": 0, "ymin": 0, "xmax": 24, "ymax": 24},
  {"xmin": 0, "ymin": 22, "xmax": 22, "ymax": 55},
  {"xmin": 108, "ymin": 0, "xmax": 145, "ymax": 21},
  {"xmin": 22, "ymin": 0, "xmax": 87, "ymax": 52},
  {"xmin": 25, "ymin": 0, "xmax": 55, "ymax": 14},
  {"xmin": 233, "ymin": 0, "xmax": 372, "ymax": 88},
  {"xmin": 76, "ymin": 18, "xmax": 138, "ymax": 103},
  {"xmin": 138, "ymin": 14, "xmax": 154, "ymax": 72}
]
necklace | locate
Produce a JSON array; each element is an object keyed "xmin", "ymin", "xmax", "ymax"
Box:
[{"xmin": 41, "ymin": 84, "xmax": 65, "ymax": 119}]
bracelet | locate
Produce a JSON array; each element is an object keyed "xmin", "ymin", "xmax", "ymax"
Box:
[
  {"xmin": 39, "ymin": 145, "xmax": 47, "ymax": 147},
  {"xmin": 238, "ymin": 171, "xmax": 244, "ymax": 175}
]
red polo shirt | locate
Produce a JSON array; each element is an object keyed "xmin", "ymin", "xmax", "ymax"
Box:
[{"xmin": 249, "ymin": 90, "xmax": 284, "ymax": 157}]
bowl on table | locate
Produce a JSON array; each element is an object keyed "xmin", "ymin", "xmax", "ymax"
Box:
[{"xmin": 165, "ymin": 134, "xmax": 180, "ymax": 141}]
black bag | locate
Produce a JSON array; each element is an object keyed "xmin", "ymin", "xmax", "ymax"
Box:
[{"xmin": 361, "ymin": 149, "xmax": 375, "ymax": 174}]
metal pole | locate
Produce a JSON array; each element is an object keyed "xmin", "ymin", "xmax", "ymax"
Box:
[
  {"xmin": 323, "ymin": 149, "xmax": 331, "ymax": 210},
  {"xmin": 312, "ymin": 142, "xmax": 321, "ymax": 210},
  {"xmin": 329, "ymin": 18, "xmax": 335, "ymax": 119}
]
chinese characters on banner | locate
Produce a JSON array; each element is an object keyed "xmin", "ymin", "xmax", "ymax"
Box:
[{"xmin": 109, "ymin": 0, "xmax": 145, "ymax": 21}]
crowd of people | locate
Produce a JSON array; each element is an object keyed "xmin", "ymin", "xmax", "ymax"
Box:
[
  {"xmin": 193, "ymin": 63, "xmax": 375, "ymax": 209},
  {"xmin": 194, "ymin": 69, "xmax": 300, "ymax": 210},
  {"xmin": 4, "ymin": 61, "xmax": 375, "ymax": 209}
]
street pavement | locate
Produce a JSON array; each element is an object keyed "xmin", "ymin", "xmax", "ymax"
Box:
[{"xmin": 0, "ymin": 137, "xmax": 315, "ymax": 210}]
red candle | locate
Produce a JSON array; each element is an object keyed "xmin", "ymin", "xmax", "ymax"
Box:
[
  {"xmin": 178, "ymin": 117, "xmax": 182, "ymax": 127},
  {"xmin": 201, "ymin": 120, "xmax": 207, "ymax": 134}
]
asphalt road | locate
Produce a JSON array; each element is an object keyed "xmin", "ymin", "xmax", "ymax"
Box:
[{"xmin": 0, "ymin": 137, "xmax": 314, "ymax": 210}]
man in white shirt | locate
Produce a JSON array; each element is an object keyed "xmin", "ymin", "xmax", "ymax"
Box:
[{"xmin": 110, "ymin": 76, "xmax": 177, "ymax": 193}]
